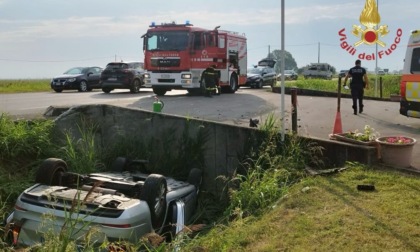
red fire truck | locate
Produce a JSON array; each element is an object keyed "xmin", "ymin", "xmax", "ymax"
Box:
[{"xmin": 142, "ymin": 21, "xmax": 247, "ymax": 96}]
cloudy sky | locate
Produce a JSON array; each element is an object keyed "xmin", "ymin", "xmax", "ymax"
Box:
[{"xmin": 0, "ymin": 0, "xmax": 417, "ymax": 79}]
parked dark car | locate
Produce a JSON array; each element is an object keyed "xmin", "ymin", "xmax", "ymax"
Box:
[
  {"xmin": 277, "ymin": 70, "xmax": 298, "ymax": 81},
  {"xmin": 100, "ymin": 62, "xmax": 145, "ymax": 93},
  {"xmin": 245, "ymin": 58, "xmax": 277, "ymax": 88},
  {"xmin": 50, "ymin": 66, "xmax": 103, "ymax": 92}
]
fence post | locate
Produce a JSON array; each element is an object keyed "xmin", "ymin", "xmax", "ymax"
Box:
[
  {"xmin": 291, "ymin": 88, "xmax": 298, "ymax": 133},
  {"xmin": 379, "ymin": 76, "xmax": 383, "ymax": 98}
]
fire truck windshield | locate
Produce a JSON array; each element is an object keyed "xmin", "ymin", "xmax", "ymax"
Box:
[{"xmin": 146, "ymin": 31, "xmax": 189, "ymax": 51}]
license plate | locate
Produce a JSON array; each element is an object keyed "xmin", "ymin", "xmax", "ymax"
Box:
[
  {"xmin": 108, "ymin": 77, "xmax": 117, "ymax": 81},
  {"xmin": 161, "ymin": 74, "xmax": 170, "ymax": 78}
]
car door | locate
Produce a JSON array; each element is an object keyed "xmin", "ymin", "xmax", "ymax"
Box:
[
  {"xmin": 262, "ymin": 68, "xmax": 270, "ymax": 86},
  {"xmin": 87, "ymin": 67, "xmax": 102, "ymax": 87},
  {"xmin": 264, "ymin": 68, "xmax": 275, "ymax": 85}
]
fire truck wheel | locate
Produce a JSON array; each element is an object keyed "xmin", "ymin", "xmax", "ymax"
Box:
[
  {"xmin": 227, "ymin": 74, "xmax": 238, "ymax": 93},
  {"xmin": 153, "ymin": 88, "xmax": 167, "ymax": 96}
]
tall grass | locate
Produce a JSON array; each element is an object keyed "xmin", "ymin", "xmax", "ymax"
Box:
[
  {"xmin": 0, "ymin": 114, "xmax": 56, "ymax": 200},
  {"xmin": 57, "ymin": 117, "xmax": 104, "ymax": 174},
  {"xmin": 0, "ymin": 113, "xmax": 55, "ymax": 163},
  {"xmin": 224, "ymin": 114, "xmax": 324, "ymax": 219}
]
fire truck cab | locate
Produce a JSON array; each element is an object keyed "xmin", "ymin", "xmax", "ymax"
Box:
[
  {"xmin": 400, "ymin": 29, "xmax": 420, "ymax": 118},
  {"xmin": 142, "ymin": 22, "xmax": 247, "ymax": 96}
]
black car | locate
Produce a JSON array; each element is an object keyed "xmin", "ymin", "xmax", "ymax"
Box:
[
  {"xmin": 245, "ymin": 59, "xmax": 277, "ymax": 88},
  {"xmin": 51, "ymin": 67, "xmax": 103, "ymax": 92},
  {"xmin": 100, "ymin": 62, "xmax": 145, "ymax": 93}
]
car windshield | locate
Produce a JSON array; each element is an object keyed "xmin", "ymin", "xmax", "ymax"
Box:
[
  {"xmin": 145, "ymin": 31, "xmax": 189, "ymax": 51},
  {"xmin": 284, "ymin": 70, "xmax": 294, "ymax": 74},
  {"xmin": 248, "ymin": 68, "xmax": 262, "ymax": 74},
  {"xmin": 64, "ymin": 67, "xmax": 86, "ymax": 75},
  {"xmin": 105, "ymin": 63, "xmax": 129, "ymax": 70}
]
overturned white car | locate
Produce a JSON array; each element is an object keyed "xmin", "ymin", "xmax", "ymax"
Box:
[{"xmin": 3, "ymin": 157, "xmax": 202, "ymax": 248}]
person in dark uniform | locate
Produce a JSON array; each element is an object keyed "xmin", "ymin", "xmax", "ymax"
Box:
[
  {"xmin": 213, "ymin": 65, "xmax": 221, "ymax": 95},
  {"xmin": 202, "ymin": 64, "xmax": 219, "ymax": 97},
  {"xmin": 343, "ymin": 59, "xmax": 369, "ymax": 115}
]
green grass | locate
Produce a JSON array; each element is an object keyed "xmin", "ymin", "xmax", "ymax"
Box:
[
  {"xmin": 185, "ymin": 165, "xmax": 420, "ymax": 252},
  {"xmin": 0, "ymin": 79, "xmax": 51, "ymax": 93},
  {"xmin": 276, "ymin": 74, "xmax": 401, "ymax": 98}
]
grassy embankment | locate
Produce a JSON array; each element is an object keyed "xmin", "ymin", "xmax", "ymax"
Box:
[
  {"xmin": 0, "ymin": 79, "xmax": 50, "ymax": 93},
  {"xmin": 275, "ymin": 74, "xmax": 401, "ymax": 98}
]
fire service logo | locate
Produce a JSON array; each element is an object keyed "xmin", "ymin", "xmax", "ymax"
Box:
[{"xmin": 338, "ymin": 0, "xmax": 402, "ymax": 60}]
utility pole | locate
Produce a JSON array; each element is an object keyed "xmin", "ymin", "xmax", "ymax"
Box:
[
  {"xmin": 318, "ymin": 42, "xmax": 320, "ymax": 63},
  {"xmin": 280, "ymin": 0, "xmax": 285, "ymax": 141},
  {"xmin": 268, "ymin": 45, "xmax": 271, "ymax": 58}
]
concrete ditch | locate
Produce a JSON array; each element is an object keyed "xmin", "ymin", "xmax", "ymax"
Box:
[{"xmin": 49, "ymin": 104, "xmax": 379, "ymax": 193}]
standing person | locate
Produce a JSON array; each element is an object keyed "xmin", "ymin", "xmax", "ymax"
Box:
[
  {"xmin": 201, "ymin": 64, "xmax": 218, "ymax": 97},
  {"xmin": 343, "ymin": 59, "xmax": 369, "ymax": 115}
]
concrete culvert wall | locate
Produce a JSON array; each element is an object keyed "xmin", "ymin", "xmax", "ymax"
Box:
[{"xmin": 52, "ymin": 104, "xmax": 378, "ymax": 196}]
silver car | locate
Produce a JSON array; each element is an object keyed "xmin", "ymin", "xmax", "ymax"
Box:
[{"xmin": 3, "ymin": 157, "xmax": 202, "ymax": 248}]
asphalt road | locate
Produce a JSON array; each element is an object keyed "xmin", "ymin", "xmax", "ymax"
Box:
[{"xmin": 1, "ymin": 87, "xmax": 419, "ymax": 169}]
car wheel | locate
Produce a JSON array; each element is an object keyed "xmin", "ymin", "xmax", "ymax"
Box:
[
  {"xmin": 78, "ymin": 80, "xmax": 89, "ymax": 92},
  {"xmin": 53, "ymin": 89, "xmax": 63, "ymax": 93},
  {"xmin": 35, "ymin": 158, "xmax": 68, "ymax": 186},
  {"xmin": 130, "ymin": 79, "xmax": 141, "ymax": 93},
  {"xmin": 257, "ymin": 79, "xmax": 263, "ymax": 89},
  {"xmin": 140, "ymin": 174, "xmax": 167, "ymax": 230},
  {"xmin": 102, "ymin": 88, "xmax": 112, "ymax": 93},
  {"xmin": 188, "ymin": 168, "xmax": 202, "ymax": 194},
  {"xmin": 153, "ymin": 88, "xmax": 167, "ymax": 96}
]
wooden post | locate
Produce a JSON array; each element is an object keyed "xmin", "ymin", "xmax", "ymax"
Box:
[{"xmin": 291, "ymin": 88, "xmax": 298, "ymax": 133}]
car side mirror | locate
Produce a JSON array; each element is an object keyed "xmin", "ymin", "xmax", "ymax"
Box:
[{"xmin": 87, "ymin": 72, "xmax": 93, "ymax": 76}]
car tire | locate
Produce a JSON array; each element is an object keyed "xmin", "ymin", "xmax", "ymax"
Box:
[
  {"xmin": 78, "ymin": 80, "xmax": 89, "ymax": 92},
  {"xmin": 188, "ymin": 168, "xmax": 202, "ymax": 194},
  {"xmin": 102, "ymin": 88, "xmax": 112, "ymax": 93},
  {"xmin": 140, "ymin": 174, "xmax": 167, "ymax": 230},
  {"xmin": 257, "ymin": 79, "xmax": 263, "ymax": 89},
  {"xmin": 130, "ymin": 79, "xmax": 141, "ymax": 93},
  {"xmin": 53, "ymin": 89, "xmax": 63, "ymax": 93},
  {"xmin": 153, "ymin": 88, "xmax": 167, "ymax": 96},
  {"xmin": 35, "ymin": 158, "xmax": 68, "ymax": 186}
]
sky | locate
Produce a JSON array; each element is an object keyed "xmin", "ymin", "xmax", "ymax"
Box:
[{"xmin": 0, "ymin": 0, "xmax": 418, "ymax": 79}]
